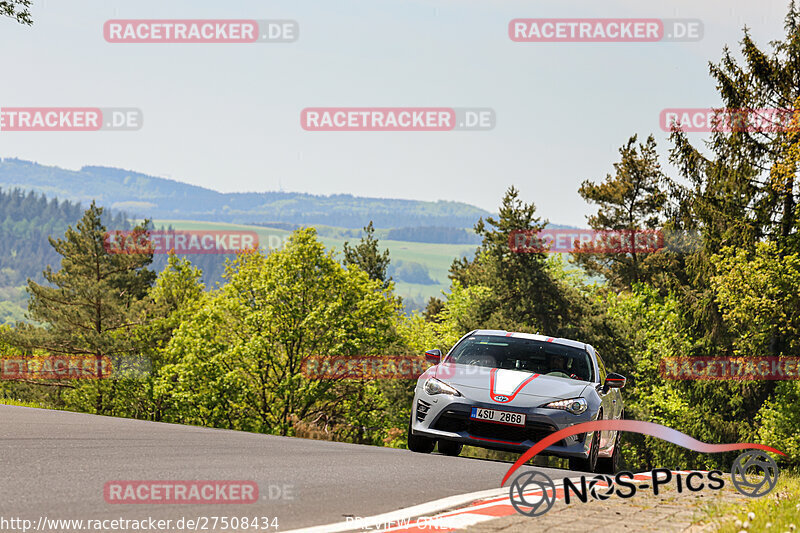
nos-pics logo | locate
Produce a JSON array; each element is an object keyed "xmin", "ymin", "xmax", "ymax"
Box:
[
  {"xmin": 501, "ymin": 420, "xmax": 784, "ymax": 517},
  {"xmin": 509, "ymin": 451, "xmax": 778, "ymax": 517}
]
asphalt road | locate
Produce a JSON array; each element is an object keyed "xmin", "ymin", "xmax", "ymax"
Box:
[{"xmin": 0, "ymin": 406, "xmax": 572, "ymax": 531}]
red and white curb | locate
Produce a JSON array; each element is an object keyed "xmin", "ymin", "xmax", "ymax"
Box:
[{"xmin": 287, "ymin": 471, "xmax": 702, "ymax": 533}]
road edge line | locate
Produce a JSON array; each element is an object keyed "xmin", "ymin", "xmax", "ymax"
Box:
[{"xmin": 282, "ymin": 475, "xmax": 585, "ymax": 533}]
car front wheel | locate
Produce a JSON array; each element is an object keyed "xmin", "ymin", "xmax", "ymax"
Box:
[
  {"xmin": 569, "ymin": 429, "xmax": 600, "ymax": 472},
  {"xmin": 407, "ymin": 416, "xmax": 435, "ymax": 453},
  {"xmin": 437, "ymin": 440, "xmax": 463, "ymax": 456}
]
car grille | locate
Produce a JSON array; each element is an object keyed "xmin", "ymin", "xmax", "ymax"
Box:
[
  {"xmin": 431, "ymin": 409, "xmax": 562, "ymax": 445},
  {"xmin": 416, "ymin": 399, "xmax": 431, "ymax": 422}
]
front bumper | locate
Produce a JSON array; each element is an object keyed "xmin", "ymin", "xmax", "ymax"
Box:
[{"xmin": 412, "ymin": 387, "xmax": 598, "ymax": 458}]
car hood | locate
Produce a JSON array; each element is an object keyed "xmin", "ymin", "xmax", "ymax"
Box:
[{"xmin": 432, "ymin": 363, "xmax": 588, "ymax": 401}]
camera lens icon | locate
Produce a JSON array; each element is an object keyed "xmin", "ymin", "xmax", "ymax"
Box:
[
  {"xmin": 730, "ymin": 450, "xmax": 779, "ymax": 498},
  {"xmin": 509, "ymin": 471, "xmax": 557, "ymax": 516},
  {"xmin": 587, "ymin": 474, "xmax": 615, "ymax": 500}
]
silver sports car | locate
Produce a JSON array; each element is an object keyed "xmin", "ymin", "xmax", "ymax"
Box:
[{"xmin": 408, "ymin": 330, "xmax": 626, "ymax": 473}]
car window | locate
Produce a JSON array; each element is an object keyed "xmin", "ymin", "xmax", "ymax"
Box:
[
  {"xmin": 596, "ymin": 351, "xmax": 607, "ymax": 383},
  {"xmin": 447, "ymin": 335, "xmax": 594, "ymax": 382}
]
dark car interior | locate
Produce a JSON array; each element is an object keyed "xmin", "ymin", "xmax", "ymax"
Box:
[{"xmin": 447, "ymin": 335, "xmax": 593, "ymax": 382}]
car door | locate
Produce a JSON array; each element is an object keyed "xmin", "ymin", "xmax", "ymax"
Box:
[{"xmin": 594, "ymin": 352, "xmax": 617, "ymax": 449}]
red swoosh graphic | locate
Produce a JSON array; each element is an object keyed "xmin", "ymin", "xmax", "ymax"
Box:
[{"xmin": 501, "ymin": 419, "xmax": 786, "ymax": 486}]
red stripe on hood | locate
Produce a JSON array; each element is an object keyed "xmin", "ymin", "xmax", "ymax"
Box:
[{"xmin": 489, "ymin": 368, "xmax": 539, "ymax": 403}]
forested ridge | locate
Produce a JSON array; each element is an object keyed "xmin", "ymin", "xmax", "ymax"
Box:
[
  {"xmin": 0, "ymin": 188, "xmax": 132, "ymax": 324},
  {"xmin": 0, "ymin": 158, "xmax": 490, "ymax": 228},
  {"xmin": 0, "ymin": 187, "xmax": 130, "ymax": 285}
]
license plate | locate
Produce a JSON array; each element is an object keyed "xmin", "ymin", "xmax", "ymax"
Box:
[{"xmin": 470, "ymin": 407, "xmax": 526, "ymax": 426}]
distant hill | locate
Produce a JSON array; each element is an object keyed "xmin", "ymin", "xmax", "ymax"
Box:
[
  {"xmin": 0, "ymin": 187, "xmax": 133, "ymax": 324},
  {"xmin": 0, "ymin": 187, "xmax": 131, "ymax": 286},
  {"xmin": 387, "ymin": 226, "xmax": 482, "ymax": 245},
  {"xmin": 0, "ymin": 158, "xmax": 492, "ymax": 229}
]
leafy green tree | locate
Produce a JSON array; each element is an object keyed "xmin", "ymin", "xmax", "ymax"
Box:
[
  {"xmin": 0, "ymin": 0, "xmax": 32, "ymax": 25},
  {"xmin": 595, "ymin": 4, "xmax": 800, "ymax": 474},
  {"xmin": 389, "ymin": 260, "xmax": 436, "ymax": 285},
  {"xmin": 2, "ymin": 202, "xmax": 155, "ymax": 413},
  {"xmin": 576, "ymin": 134, "xmax": 668, "ymax": 289},
  {"xmin": 757, "ymin": 381, "xmax": 800, "ymax": 468},
  {"xmin": 610, "ymin": 277, "xmax": 796, "ymax": 471},
  {"xmin": 343, "ymin": 221, "xmax": 392, "ymax": 289},
  {"xmin": 157, "ymin": 228, "xmax": 402, "ymax": 438},
  {"xmin": 711, "ymin": 242, "xmax": 800, "ymax": 357},
  {"xmin": 397, "ymin": 281, "xmax": 494, "ymax": 372},
  {"xmin": 709, "ymin": 242, "xmax": 800, "ymax": 468},
  {"xmin": 603, "ymin": 285, "xmax": 725, "ymax": 470},
  {"xmin": 110, "ymin": 254, "xmax": 206, "ymax": 421},
  {"xmin": 0, "ymin": 324, "xmax": 59, "ymax": 406}
]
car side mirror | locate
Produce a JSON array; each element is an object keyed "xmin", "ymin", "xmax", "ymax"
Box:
[
  {"xmin": 424, "ymin": 349, "xmax": 442, "ymax": 364},
  {"xmin": 604, "ymin": 372, "xmax": 626, "ymax": 391}
]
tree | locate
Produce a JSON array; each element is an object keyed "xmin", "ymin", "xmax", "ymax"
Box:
[
  {"xmin": 711, "ymin": 242, "xmax": 800, "ymax": 357},
  {"xmin": 597, "ymin": 5, "xmax": 800, "ymax": 473},
  {"xmin": 119, "ymin": 254, "xmax": 205, "ymax": 421},
  {"xmin": 450, "ymin": 186, "xmax": 566, "ymax": 333},
  {"xmin": 700, "ymin": 5, "xmax": 800, "ymax": 251},
  {"xmin": 447, "ymin": 187, "xmax": 630, "ymax": 373},
  {"xmin": 1, "ymin": 202, "xmax": 155, "ymax": 413},
  {"xmin": 157, "ymin": 228, "xmax": 402, "ymax": 438},
  {"xmin": 575, "ymin": 134, "xmax": 668, "ymax": 289},
  {"xmin": 342, "ymin": 221, "xmax": 392, "ymax": 289},
  {"xmin": 422, "ymin": 296, "xmax": 445, "ymax": 323},
  {"xmin": 666, "ymin": 6, "xmax": 800, "ymax": 352},
  {"xmin": 1, "ymin": 0, "xmax": 32, "ymax": 25},
  {"xmin": 757, "ymin": 380, "xmax": 800, "ymax": 468}
]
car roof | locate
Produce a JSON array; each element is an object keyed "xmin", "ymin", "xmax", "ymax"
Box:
[{"xmin": 469, "ymin": 329, "xmax": 591, "ymax": 352}]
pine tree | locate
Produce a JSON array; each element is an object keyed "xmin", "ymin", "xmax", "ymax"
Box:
[
  {"xmin": 2, "ymin": 202, "xmax": 155, "ymax": 413},
  {"xmin": 0, "ymin": 0, "xmax": 33, "ymax": 25},
  {"xmin": 342, "ymin": 221, "xmax": 392, "ymax": 290},
  {"xmin": 449, "ymin": 186, "xmax": 568, "ymax": 334},
  {"xmin": 575, "ymin": 134, "xmax": 668, "ymax": 289},
  {"xmin": 667, "ymin": 6, "xmax": 800, "ymax": 351}
]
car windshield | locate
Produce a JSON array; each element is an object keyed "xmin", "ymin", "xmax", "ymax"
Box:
[{"xmin": 447, "ymin": 335, "xmax": 594, "ymax": 382}]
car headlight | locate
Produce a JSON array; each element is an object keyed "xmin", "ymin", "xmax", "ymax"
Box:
[
  {"xmin": 542, "ymin": 397, "xmax": 587, "ymax": 415},
  {"xmin": 423, "ymin": 378, "xmax": 461, "ymax": 396}
]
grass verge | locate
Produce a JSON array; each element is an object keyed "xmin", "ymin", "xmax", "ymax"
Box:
[
  {"xmin": 698, "ymin": 472, "xmax": 800, "ymax": 531},
  {"xmin": 0, "ymin": 397, "xmax": 55, "ymax": 409}
]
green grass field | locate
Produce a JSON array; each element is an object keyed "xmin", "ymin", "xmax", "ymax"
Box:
[
  {"xmin": 702, "ymin": 473, "xmax": 800, "ymax": 531},
  {"xmin": 151, "ymin": 220, "xmax": 476, "ymax": 307}
]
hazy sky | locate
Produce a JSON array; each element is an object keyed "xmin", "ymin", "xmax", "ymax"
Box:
[{"xmin": 0, "ymin": 0, "xmax": 792, "ymax": 225}]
